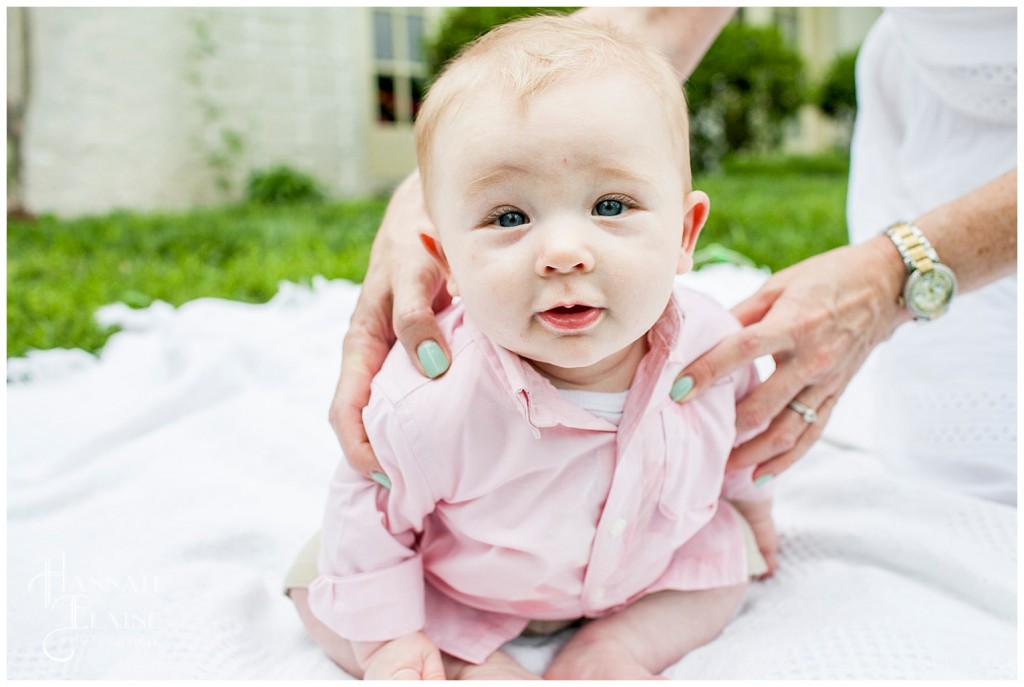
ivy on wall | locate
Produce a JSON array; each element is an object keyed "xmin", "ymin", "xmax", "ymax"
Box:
[{"xmin": 185, "ymin": 10, "xmax": 247, "ymax": 197}]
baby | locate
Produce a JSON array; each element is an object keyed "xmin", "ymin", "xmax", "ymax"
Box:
[{"xmin": 286, "ymin": 15, "xmax": 776, "ymax": 679}]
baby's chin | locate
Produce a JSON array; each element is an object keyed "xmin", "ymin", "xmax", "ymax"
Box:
[
  {"xmin": 507, "ymin": 337, "xmax": 625, "ymax": 369},
  {"xmin": 520, "ymin": 339, "xmax": 646, "ymax": 378}
]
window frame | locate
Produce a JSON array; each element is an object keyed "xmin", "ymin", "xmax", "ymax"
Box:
[{"xmin": 371, "ymin": 7, "xmax": 428, "ymax": 125}]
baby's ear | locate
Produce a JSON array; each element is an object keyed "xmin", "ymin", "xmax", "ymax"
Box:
[
  {"xmin": 677, "ymin": 190, "xmax": 710, "ymax": 275},
  {"xmin": 419, "ymin": 232, "xmax": 460, "ymax": 297}
]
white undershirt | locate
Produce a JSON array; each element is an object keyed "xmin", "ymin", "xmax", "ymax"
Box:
[{"xmin": 556, "ymin": 388, "xmax": 629, "ymax": 425}]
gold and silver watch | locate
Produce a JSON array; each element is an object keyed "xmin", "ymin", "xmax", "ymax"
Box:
[{"xmin": 885, "ymin": 221, "xmax": 958, "ymax": 321}]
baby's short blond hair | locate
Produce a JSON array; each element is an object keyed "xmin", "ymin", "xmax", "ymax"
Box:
[{"xmin": 415, "ymin": 14, "xmax": 691, "ymax": 193}]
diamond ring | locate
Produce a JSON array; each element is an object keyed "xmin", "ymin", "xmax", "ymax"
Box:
[{"xmin": 786, "ymin": 400, "xmax": 818, "ymax": 424}]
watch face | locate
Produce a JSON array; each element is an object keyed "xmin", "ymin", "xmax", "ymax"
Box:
[{"xmin": 907, "ymin": 265, "xmax": 957, "ymax": 318}]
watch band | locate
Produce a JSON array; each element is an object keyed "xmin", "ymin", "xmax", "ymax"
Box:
[
  {"xmin": 884, "ymin": 220, "xmax": 957, "ymax": 321},
  {"xmin": 886, "ymin": 221, "xmax": 940, "ymax": 275}
]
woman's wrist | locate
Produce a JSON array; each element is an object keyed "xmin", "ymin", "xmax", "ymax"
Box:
[{"xmin": 863, "ymin": 232, "xmax": 915, "ymax": 333}]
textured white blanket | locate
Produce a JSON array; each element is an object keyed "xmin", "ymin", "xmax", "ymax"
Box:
[{"xmin": 6, "ymin": 266, "xmax": 1016, "ymax": 679}]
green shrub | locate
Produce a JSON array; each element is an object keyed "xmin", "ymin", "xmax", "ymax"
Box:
[
  {"xmin": 245, "ymin": 165, "xmax": 325, "ymax": 205},
  {"xmin": 816, "ymin": 47, "xmax": 859, "ymax": 149},
  {"xmin": 686, "ymin": 21, "xmax": 808, "ymax": 173},
  {"xmin": 817, "ymin": 48, "xmax": 859, "ymax": 121}
]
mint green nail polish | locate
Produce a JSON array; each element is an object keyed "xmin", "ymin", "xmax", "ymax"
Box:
[
  {"xmin": 754, "ymin": 474, "xmax": 774, "ymax": 488},
  {"xmin": 371, "ymin": 471, "xmax": 392, "ymax": 489},
  {"xmin": 670, "ymin": 375, "xmax": 694, "ymax": 402},
  {"xmin": 417, "ymin": 340, "xmax": 450, "ymax": 379}
]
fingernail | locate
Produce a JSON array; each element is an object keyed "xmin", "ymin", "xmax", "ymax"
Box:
[
  {"xmin": 754, "ymin": 473, "xmax": 774, "ymax": 488},
  {"xmin": 670, "ymin": 375, "xmax": 695, "ymax": 402},
  {"xmin": 370, "ymin": 471, "xmax": 392, "ymax": 489},
  {"xmin": 415, "ymin": 339, "xmax": 448, "ymax": 378},
  {"xmin": 417, "ymin": 340, "xmax": 450, "ymax": 379}
]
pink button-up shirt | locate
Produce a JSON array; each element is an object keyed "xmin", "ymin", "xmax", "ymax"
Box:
[{"xmin": 309, "ymin": 285, "xmax": 766, "ymax": 664}]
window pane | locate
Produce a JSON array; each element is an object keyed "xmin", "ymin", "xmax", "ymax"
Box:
[
  {"xmin": 377, "ymin": 74, "xmax": 396, "ymax": 122},
  {"xmin": 410, "ymin": 76, "xmax": 425, "ymax": 120},
  {"xmin": 406, "ymin": 13, "xmax": 425, "ymax": 63},
  {"xmin": 373, "ymin": 10, "xmax": 393, "ymax": 60}
]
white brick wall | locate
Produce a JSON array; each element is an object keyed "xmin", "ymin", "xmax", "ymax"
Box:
[{"xmin": 20, "ymin": 7, "xmax": 369, "ymax": 217}]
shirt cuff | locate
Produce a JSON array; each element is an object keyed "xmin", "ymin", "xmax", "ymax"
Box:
[{"xmin": 308, "ymin": 555, "xmax": 426, "ymax": 642}]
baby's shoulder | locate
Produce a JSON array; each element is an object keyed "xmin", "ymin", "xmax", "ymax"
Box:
[
  {"xmin": 368, "ymin": 303, "xmax": 497, "ymax": 430},
  {"xmin": 671, "ymin": 284, "xmax": 742, "ymax": 355}
]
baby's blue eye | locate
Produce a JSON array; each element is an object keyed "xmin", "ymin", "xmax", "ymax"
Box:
[
  {"xmin": 497, "ymin": 211, "xmax": 527, "ymax": 227},
  {"xmin": 594, "ymin": 199, "xmax": 624, "ymax": 217}
]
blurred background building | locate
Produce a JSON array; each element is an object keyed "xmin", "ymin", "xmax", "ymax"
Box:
[{"xmin": 7, "ymin": 6, "xmax": 880, "ymax": 218}]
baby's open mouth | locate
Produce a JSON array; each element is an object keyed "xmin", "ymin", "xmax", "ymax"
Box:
[
  {"xmin": 549, "ymin": 304, "xmax": 591, "ymax": 315},
  {"xmin": 537, "ymin": 304, "xmax": 603, "ymax": 332}
]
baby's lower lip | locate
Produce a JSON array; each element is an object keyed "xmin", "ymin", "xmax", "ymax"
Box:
[{"xmin": 537, "ymin": 305, "xmax": 603, "ymax": 332}]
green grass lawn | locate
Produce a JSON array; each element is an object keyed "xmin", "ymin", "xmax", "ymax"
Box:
[{"xmin": 7, "ymin": 154, "xmax": 850, "ymax": 358}]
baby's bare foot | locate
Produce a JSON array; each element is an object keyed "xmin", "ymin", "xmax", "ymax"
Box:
[{"xmin": 545, "ymin": 636, "xmax": 664, "ymax": 680}]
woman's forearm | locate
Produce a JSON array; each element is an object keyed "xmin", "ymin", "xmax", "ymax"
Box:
[
  {"xmin": 914, "ymin": 168, "xmax": 1017, "ymax": 293},
  {"xmin": 575, "ymin": 7, "xmax": 736, "ymax": 82}
]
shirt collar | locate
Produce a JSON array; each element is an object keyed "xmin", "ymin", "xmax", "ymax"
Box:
[{"xmin": 462, "ymin": 292, "xmax": 688, "ymax": 434}]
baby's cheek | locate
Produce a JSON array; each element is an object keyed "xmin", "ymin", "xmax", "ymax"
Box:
[{"xmin": 476, "ymin": 265, "xmax": 519, "ymax": 301}]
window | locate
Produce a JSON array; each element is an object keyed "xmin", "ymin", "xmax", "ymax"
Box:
[
  {"xmin": 372, "ymin": 8, "xmax": 428, "ymax": 124},
  {"xmin": 773, "ymin": 8, "xmax": 799, "ymax": 45}
]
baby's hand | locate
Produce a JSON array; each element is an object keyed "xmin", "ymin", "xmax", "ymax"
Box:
[{"xmin": 362, "ymin": 632, "xmax": 446, "ymax": 680}]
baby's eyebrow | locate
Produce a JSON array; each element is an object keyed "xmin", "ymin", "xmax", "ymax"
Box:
[
  {"xmin": 463, "ymin": 160, "xmax": 654, "ymax": 198},
  {"xmin": 465, "ymin": 164, "xmax": 531, "ymax": 197},
  {"xmin": 589, "ymin": 164, "xmax": 654, "ymax": 187}
]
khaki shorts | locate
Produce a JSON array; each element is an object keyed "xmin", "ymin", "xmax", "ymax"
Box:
[{"xmin": 283, "ymin": 502, "xmax": 768, "ymax": 596}]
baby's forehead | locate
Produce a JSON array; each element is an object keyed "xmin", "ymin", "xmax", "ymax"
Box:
[{"xmin": 434, "ymin": 68, "xmax": 669, "ymax": 135}]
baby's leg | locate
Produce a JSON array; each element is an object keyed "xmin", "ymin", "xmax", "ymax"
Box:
[
  {"xmin": 544, "ymin": 584, "xmax": 747, "ymax": 680},
  {"xmin": 289, "ymin": 588, "xmax": 364, "ymax": 676},
  {"xmin": 289, "ymin": 588, "xmax": 538, "ymax": 679}
]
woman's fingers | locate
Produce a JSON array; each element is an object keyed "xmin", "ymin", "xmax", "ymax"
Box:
[
  {"xmin": 391, "ymin": 257, "xmax": 451, "ymax": 379},
  {"xmin": 330, "ymin": 304, "xmax": 396, "ymax": 478},
  {"xmin": 734, "ymin": 394, "xmax": 840, "ymax": 481},
  {"xmin": 731, "ymin": 360, "xmax": 814, "ymax": 436},
  {"xmin": 670, "ymin": 317, "xmax": 793, "ymax": 403}
]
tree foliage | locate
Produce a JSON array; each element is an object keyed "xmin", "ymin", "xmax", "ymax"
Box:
[
  {"xmin": 686, "ymin": 22, "xmax": 807, "ymax": 172},
  {"xmin": 817, "ymin": 48, "xmax": 858, "ymax": 121}
]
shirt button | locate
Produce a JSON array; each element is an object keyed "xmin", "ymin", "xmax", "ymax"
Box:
[{"xmin": 609, "ymin": 517, "xmax": 628, "ymax": 538}]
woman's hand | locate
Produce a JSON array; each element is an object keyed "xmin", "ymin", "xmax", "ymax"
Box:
[
  {"xmin": 328, "ymin": 171, "xmax": 451, "ymax": 481},
  {"xmin": 674, "ymin": 236, "xmax": 909, "ymax": 482},
  {"xmin": 574, "ymin": 7, "xmax": 735, "ymax": 81}
]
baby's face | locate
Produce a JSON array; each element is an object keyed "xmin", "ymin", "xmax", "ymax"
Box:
[{"xmin": 425, "ymin": 70, "xmax": 702, "ymax": 378}]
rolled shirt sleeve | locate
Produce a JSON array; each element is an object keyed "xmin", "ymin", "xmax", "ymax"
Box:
[{"xmin": 308, "ymin": 389, "xmax": 437, "ymax": 643}]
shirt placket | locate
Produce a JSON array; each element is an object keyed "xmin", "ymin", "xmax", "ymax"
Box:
[
  {"xmin": 578, "ymin": 338, "xmax": 674, "ymax": 614},
  {"xmin": 579, "ymin": 437, "xmax": 644, "ymax": 612}
]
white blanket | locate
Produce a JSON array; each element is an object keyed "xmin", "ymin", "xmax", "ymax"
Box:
[{"xmin": 6, "ymin": 266, "xmax": 1016, "ymax": 679}]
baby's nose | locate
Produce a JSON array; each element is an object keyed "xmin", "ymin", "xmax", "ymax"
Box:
[{"xmin": 536, "ymin": 225, "xmax": 595, "ymax": 275}]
